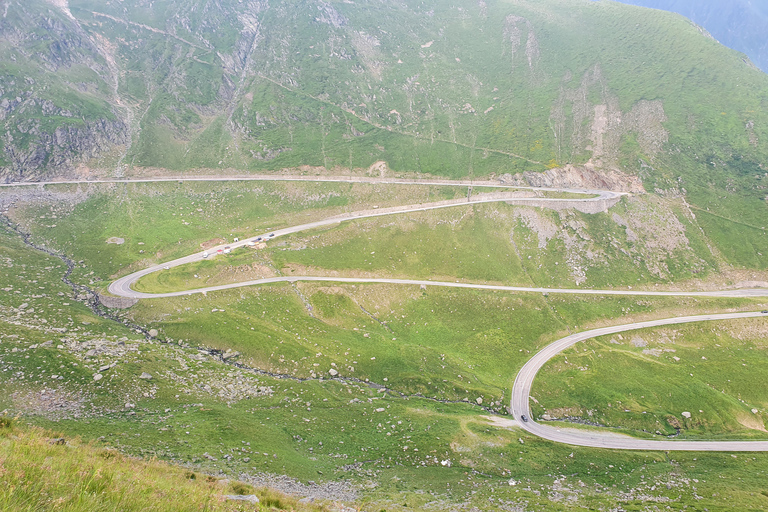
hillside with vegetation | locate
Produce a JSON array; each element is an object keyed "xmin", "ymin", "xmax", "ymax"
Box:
[
  {"xmin": 1, "ymin": 0, "xmax": 766, "ymax": 181},
  {"xmin": 0, "ymin": 419, "xmax": 329, "ymax": 511},
  {"xmin": 2, "ymin": 0, "xmax": 768, "ymax": 269},
  {"xmin": 617, "ymin": 0, "xmax": 768, "ymax": 73},
  {"xmin": 3, "ymin": 0, "xmax": 768, "ymax": 511},
  {"xmin": 4, "ymin": 178, "xmax": 768, "ymax": 510}
]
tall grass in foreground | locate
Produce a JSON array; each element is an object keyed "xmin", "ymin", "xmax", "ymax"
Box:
[{"xmin": 0, "ymin": 419, "xmax": 328, "ymax": 512}]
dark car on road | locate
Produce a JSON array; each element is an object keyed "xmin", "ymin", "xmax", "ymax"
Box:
[{"xmin": 520, "ymin": 414, "xmax": 529, "ymax": 422}]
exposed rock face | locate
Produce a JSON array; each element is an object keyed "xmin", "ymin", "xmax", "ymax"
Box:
[
  {"xmin": 315, "ymin": 0, "xmax": 348, "ymax": 28},
  {"xmin": 550, "ymin": 65, "xmax": 668, "ymax": 166},
  {"xmin": 503, "ymin": 15, "xmax": 541, "ymax": 74},
  {"xmin": 1, "ymin": 115, "xmax": 127, "ymax": 182},
  {"xmin": 10, "ymin": 387, "xmax": 89, "ymax": 420},
  {"xmin": 0, "ymin": 1, "xmax": 129, "ymax": 182},
  {"xmin": 223, "ymin": 495, "xmax": 259, "ymax": 504},
  {"xmin": 500, "ymin": 165, "xmax": 645, "ymax": 194}
]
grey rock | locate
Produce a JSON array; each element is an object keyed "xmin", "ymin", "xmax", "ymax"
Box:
[
  {"xmin": 139, "ymin": 372, "xmax": 153, "ymax": 380},
  {"xmin": 223, "ymin": 495, "xmax": 259, "ymax": 504},
  {"xmin": 98, "ymin": 293, "xmax": 137, "ymax": 309},
  {"xmin": 222, "ymin": 350, "xmax": 240, "ymax": 361}
]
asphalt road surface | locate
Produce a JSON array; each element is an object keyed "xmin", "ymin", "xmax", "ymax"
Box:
[
  {"xmin": 110, "ymin": 274, "xmax": 768, "ymax": 300},
  {"xmin": 0, "ymin": 173, "xmax": 616, "ymax": 192},
  {"xmin": 511, "ymin": 311, "xmax": 768, "ymax": 451},
  {"xmin": 109, "ymin": 187, "xmax": 627, "ymax": 297},
  {"xmin": 101, "ymin": 179, "xmax": 768, "ymax": 451}
]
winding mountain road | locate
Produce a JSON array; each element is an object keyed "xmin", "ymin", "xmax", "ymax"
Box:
[
  {"xmin": 109, "ymin": 187, "xmax": 626, "ymax": 297},
  {"xmin": 511, "ymin": 311, "xmax": 768, "ymax": 451},
  {"xmin": 100, "ymin": 178, "xmax": 768, "ymax": 451},
  {"xmin": 0, "ymin": 173, "xmax": 618, "ymax": 191}
]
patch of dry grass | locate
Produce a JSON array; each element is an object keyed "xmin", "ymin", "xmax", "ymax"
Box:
[{"xmin": 0, "ymin": 420, "xmax": 328, "ymax": 512}]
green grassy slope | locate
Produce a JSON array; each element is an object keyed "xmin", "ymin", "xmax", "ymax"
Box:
[
  {"xmin": 616, "ymin": 0, "xmax": 768, "ymax": 73},
  {"xmin": 534, "ymin": 318, "xmax": 768, "ymax": 438},
  {"xmin": 2, "ymin": 0, "xmax": 765, "ymax": 182},
  {"xmin": 4, "ymin": 0, "xmax": 768, "ymax": 270},
  {"xmin": 5, "ymin": 1, "xmax": 768, "ymax": 508},
  {"xmin": 6, "ymin": 214, "xmax": 768, "ymax": 510},
  {"xmin": 0, "ymin": 422, "xmax": 328, "ymax": 512}
]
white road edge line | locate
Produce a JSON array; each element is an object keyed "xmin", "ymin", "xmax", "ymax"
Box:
[
  {"xmin": 91, "ymin": 177, "xmax": 768, "ymax": 451},
  {"xmin": 511, "ymin": 311, "xmax": 768, "ymax": 451},
  {"xmin": 107, "ymin": 187, "xmax": 632, "ymax": 298}
]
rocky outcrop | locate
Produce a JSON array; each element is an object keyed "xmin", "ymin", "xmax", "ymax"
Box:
[
  {"xmin": 0, "ymin": 1, "xmax": 128, "ymax": 182},
  {"xmin": 1, "ymin": 117, "xmax": 128, "ymax": 182},
  {"xmin": 315, "ymin": 1, "xmax": 348, "ymax": 28},
  {"xmin": 503, "ymin": 15, "xmax": 541, "ymax": 73},
  {"xmin": 550, "ymin": 65, "xmax": 668, "ymax": 166},
  {"xmin": 97, "ymin": 293, "xmax": 138, "ymax": 310},
  {"xmin": 500, "ymin": 165, "xmax": 645, "ymax": 194}
]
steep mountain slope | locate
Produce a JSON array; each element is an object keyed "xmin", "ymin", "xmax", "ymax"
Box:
[
  {"xmin": 1, "ymin": 0, "xmax": 765, "ymax": 182},
  {"xmin": 2, "ymin": 0, "xmax": 768, "ymax": 270},
  {"xmin": 0, "ymin": 0, "xmax": 127, "ymax": 180},
  {"xmin": 616, "ymin": 0, "xmax": 768, "ymax": 73}
]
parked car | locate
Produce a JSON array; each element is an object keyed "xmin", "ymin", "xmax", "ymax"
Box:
[
  {"xmin": 268, "ymin": 233, "xmax": 275, "ymax": 237},
  {"xmin": 224, "ymin": 246, "xmax": 231, "ymax": 254},
  {"xmin": 202, "ymin": 251, "xmax": 209, "ymax": 258}
]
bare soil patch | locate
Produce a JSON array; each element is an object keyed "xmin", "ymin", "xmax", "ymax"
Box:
[
  {"xmin": 200, "ymin": 238, "xmax": 226, "ymax": 249},
  {"xmin": 480, "ymin": 415, "xmax": 520, "ymax": 429}
]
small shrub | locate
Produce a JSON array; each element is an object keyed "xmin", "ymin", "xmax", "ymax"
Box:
[
  {"xmin": 262, "ymin": 497, "xmax": 284, "ymax": 509},
  {"xmin": 258, "ymin": 489, "xmax": 286, "ymax": 509},
  {"xmin": 98, "ymin": 449, "xmax": 118, "ymax": 460},
  {"xmin": 0, "ymin": 416, "xmax": 14, "ymax": 429},
  {"xmin": 230, "ymin": 481, "xmax": 253, "ymax": 495},
  {"xmin": 185, "ymin": 470, "xmax": 196, "ymax": 480}
]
